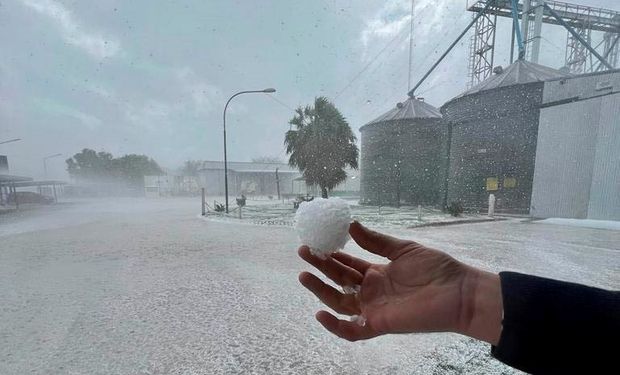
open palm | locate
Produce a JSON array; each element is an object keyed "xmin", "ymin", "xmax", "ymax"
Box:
[{"xmin": 298, "ymin": 221, "xmax": 477, "ymax": 341}]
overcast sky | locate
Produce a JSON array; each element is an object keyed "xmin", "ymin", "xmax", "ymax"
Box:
[{"xmin": 1, "ymin": 0, "xmax": 617, "ymax": 179}]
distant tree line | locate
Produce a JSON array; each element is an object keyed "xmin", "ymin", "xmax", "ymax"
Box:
[{"xmin": 66, "ymin": 148, "xmax": 163, "ymax": 187}]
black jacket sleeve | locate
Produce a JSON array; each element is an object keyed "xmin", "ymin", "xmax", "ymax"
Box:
[{"xmin": 491, "ymin": 272, "xmax": 620, "ymax": 375}]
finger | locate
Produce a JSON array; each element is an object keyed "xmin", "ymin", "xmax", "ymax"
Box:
[
  {"xmin": 315, "ymin": 310, "xmax": 379, "ymax": 342},
  {"xmin": 299, "ymin": 272, "xmax": 360, "ymax": 315},
  {"xmin": 349, "ymin": 221, "xmax": 409, "ymax": 260},
  {"xmin": 331, "ymin": 252, "xmax": 372, "ymax": 274},
  {"xmin": 298, "ymin": 246, "xmax": 363, "ymax": 286}
]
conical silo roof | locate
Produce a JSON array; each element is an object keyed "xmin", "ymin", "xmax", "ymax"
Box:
[
  {"xmin": 362, "ymin": 96, "xmax": 442, "ymax": 130},
  {"xmin": 454, "ymin": 60, "xmax": 569, "ymax": 99}
]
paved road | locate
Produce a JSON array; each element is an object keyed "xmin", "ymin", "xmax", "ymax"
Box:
[{"xmin": 1, "ymin": 198, "xmax": 618, "ymax": 374}]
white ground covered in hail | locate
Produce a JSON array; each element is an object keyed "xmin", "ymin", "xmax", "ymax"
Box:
[
  {"xmin": 536, "ymin": 218, "xmax": 620, "ymax": 231},
  {"xmin": 1, "ymin": 197, "xmax": 618, "ymax": 374}
]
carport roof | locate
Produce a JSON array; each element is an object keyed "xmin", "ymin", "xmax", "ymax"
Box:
[
  {"xmin": 0, "ymin": 174, "xmax": 33, "ymax": 184},
  {"xmin": 10, "ymin": 180, "xmax": 67, "ymax": 187}
]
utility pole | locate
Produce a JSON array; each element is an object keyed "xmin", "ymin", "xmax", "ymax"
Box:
[
  {"xmin": 43, "ymin": 153, "xmax": 62, "ymax": 179},
  {"xmin": 275, "ymin": 168, "xmax": 281, "ymax": 200},
  {"xmin": 407, "ymin": 0, "xmax": 415, "ymax": 92}
]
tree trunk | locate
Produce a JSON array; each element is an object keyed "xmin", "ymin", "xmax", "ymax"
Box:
[{"xmin": 321, "ymin": 186, "xmax": 328, "ymax": 198}]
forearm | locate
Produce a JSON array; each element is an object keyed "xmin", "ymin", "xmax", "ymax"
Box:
[
  {"xmin": 457, "ymin": 267, "xmax": 503, "ymax": 346},
  {"xmin": 456, "ymin": 269, "xmax": 620, "ymax": 374},
  {"xmin": 489, "ymin": 272, "xmax": 620, "ymax": 374}
]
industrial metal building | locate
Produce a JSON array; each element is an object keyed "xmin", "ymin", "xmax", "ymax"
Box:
[
  {"xmin": 530, "ymin": 70, "xmax": 620, "ymax": 220},
  {"xmin": 360, "ymin": 96, "xmax": 446, "ymax": 206},
  {"xmin": 197, "ymin": 161, "xmax": 300, "ymax": 198},
  {"xmin": 198, "ymin": 161, "xmax": 360, "ymax": 198},
  {"xmin": 440, "ymin": 60, "xmax": 568, "ymax": 213}
]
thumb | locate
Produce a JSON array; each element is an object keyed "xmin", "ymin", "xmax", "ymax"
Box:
[{"xmin": 349, "ymin": 221, "xmax": 408, "ymax": 259}]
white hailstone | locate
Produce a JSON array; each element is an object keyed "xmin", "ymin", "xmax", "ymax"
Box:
[
  {"xmin": 350, "ymin": 315, "xmax": 367, "ymax": 327},
  {"xmin": 342, "ymin": 285, "xmax": 361, "ymax": 295},
  {"xmin": 294, "ymin": 197, "xmax": 352, "ymax": 259}
]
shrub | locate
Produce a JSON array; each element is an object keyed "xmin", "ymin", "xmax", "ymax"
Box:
[{"xmin": 447, "ymin": 201, "xmax": 464, "ymax": 217}]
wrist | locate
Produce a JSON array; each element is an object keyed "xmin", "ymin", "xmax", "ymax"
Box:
[{"xmin": 458, "ymin": 267, "xmax": 503, "ymax": 346}]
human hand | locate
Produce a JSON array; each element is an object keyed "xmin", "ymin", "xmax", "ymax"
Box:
[{"xmin": 298, "ymin": 221, "xmax": 502, "ymax": 344}]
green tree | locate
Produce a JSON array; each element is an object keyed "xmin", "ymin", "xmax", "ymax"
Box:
[
  {"xmin": 114, "ymin": 154, "xmax": 163, "ymax": 187},
  {"xmin": 284, "ymin": 97, "xmax": 358, "ymax": 198},
  {"xmin": 65, "ymin": 149, "xmax": 114, "ymax": 180},
  {"xmin": 66, "ymin": 149, "xmax": 162, "ymax": 187}
]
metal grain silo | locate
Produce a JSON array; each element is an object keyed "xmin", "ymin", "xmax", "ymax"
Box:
[
  {"xmin": 360, "ymin": 96, "xmax": 446, "ymax": 206},
  {"xmin": 441, "ymin": 60, "xmax": 569, "ymax": 213}
]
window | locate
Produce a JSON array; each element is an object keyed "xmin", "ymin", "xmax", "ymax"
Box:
[{"xmin": 2, "ymin": 1, "xmax": 618, "ymax": 374}]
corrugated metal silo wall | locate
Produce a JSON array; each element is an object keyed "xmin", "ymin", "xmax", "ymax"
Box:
[
  {"xmin": 360, "ymin": 119, "xmax": 446, "ymax": 206},
  {"xmin": 441, "ymin": 83, "xmax": 543, "ymax": 212},
  {"xmin": 360, "ymin": 123, "xmax": 401, "ymax": 205},
  {"xmin": 398, "ymin": 118, "xmax": 447, "ymax": 206}
]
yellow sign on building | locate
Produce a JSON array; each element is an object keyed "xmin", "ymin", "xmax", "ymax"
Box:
[
  {"xmin": 504, "ymin": 177, "xmax": 517, "ymax": 188},
  {"xmin": 486, "ymin": 177, "xmax": 498, "ymax": 191}
]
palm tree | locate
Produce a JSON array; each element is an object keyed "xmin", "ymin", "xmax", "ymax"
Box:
[{"xmin": 284, "ymin": 97, "xmax": 359, "ymax": 198}]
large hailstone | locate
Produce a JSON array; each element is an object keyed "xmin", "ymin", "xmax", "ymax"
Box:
[{"xmin": 294, "ymin": 197, "xmax": 351, "ymax": 259}]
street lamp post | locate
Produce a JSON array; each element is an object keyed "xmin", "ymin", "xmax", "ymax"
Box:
[
  {"xmin": 222, "ymin": 88, "xmax": 276, "ymax": 213},
  {"xmin": 43, "ymin": 153, "xmax": 62, "ymax": 179}
]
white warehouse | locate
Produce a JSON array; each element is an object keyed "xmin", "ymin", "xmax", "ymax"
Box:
[{"xmin": 530, "ymin": 70, "xmax": 620, "ymax": 220}]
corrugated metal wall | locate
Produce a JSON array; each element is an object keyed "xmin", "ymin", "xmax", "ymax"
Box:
[
  {"xmin": 531, "ymin": 71, "xmax": 620, "ymax": 220},
  {"xmin": 359, "ymin": 119, "xmax": 445, "ymax": 206},
  {"xmin": 587, "ymin": 94, "xmax": 620, "ymax": 220},
  {"xmin": 398, "ymin": 120, "xmax": 447, "ymax": 205},
  {"xmin": 531, "ymin": 98, "xmax": 600, "ymax": 219},
  {"xmin": 359, "ymin": 123, "xmax": 402, "ymax": 205},
  {"xmin": 441, "ymin": 83, "xmax": 542, "ymax": 212}
]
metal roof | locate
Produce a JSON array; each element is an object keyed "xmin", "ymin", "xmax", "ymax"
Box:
[
  {"xmin": 363, "ymin": 96, "xmax": 442, "ymax": 128},
  {"xmin": 0, "ymin": 174, "xmax": 33, "ymax": 184},
  {"xmin": 455, "ymin": 60, "xmax": 570, "ymax": 99},
  {"xmin": 10, "ymin": 180, "xmax": 67, "ymax": 187},
  {"xmin": 233, "ymin": 169, "xmax": 298, "ymax": 174}
]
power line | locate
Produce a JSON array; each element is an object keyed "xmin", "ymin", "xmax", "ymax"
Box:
[
  {"xmin": 417, "ymin": 79, "xmax": 448, "ymax": 96},
  {"xmin": 332, "ymin": 4, "xmax": 439, "ymax": 102},
  {"xmin": 333, "ymin": 25, "xmax": 411, "ymax": 100},
  {"xmin": 365, "ymin": 29, "xmax": 412, "ymax": 81},
  {"xmin": 540, "ymin": 36, "xmax": 565, "ymax": 54},
  {"xmin": 334, "ymin": 1, "xmax": 467, "ymax": 101},
  {"xmin": 265, "ymin": 94, "xmax": 297, "ymax": 113}
]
